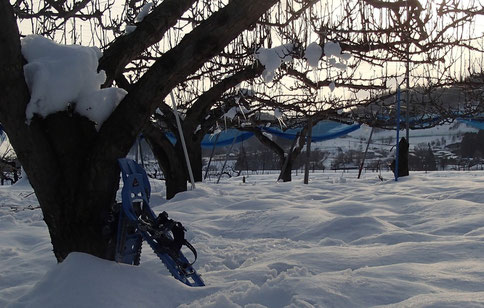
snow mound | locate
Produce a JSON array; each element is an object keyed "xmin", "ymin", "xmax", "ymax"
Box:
[
  {"xmin": 294, "ymin": 216, "xmax": 397, "ymax": 243},
  {"xmin": 21, "ymin": 35, "xmax": 127, "ymax": 129},
  {"xmin": 8, "ymin": 253, "xmax": 209, "ymax": 308}
]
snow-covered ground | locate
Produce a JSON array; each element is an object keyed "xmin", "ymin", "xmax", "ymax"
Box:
[{"xmin": 1, "ymin": 170, "xmax": 484, "ymax": 307}]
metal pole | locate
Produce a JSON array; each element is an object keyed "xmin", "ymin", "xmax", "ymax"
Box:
[
  {"xmin": 170, "ymin": 93, "xmax": 196, "ymax": 190},
  {"xmin": 217, "ymin": 132, "xmax": 239, "ymax": 184},
  {"xmin": 405, "ymin": 60, "xmax": 410, "ymax": 142},
  {"xmin": 304, "ymin": 117, "xmax": 313, "ymax": 184},
  {"xmin": 204, "ymin": 133, "xmax": 220, "ymax": 180},
  {"xmin": 395, "ymin": 88, "xmax": 401, "ymax": 182},
  {"xmin": 405, "ymin": 0, "xmax": 410, "ymax": 142},
  {"xmin": 358, "ymin": 127, "xmax": 374, "ymax": 179}
]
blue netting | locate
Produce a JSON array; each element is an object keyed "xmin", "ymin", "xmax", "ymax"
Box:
[
  {"xmin": 458, "ymin": 118, "xmax": 484, "ymax": 130},
  {"xmin": 376, "ymin": 114, "xmax": 443, "ymax": 128},
  {"xmin": 165, "ymin": 130, "xmax": 254, "ymax": 148},
  {"xmin": 201, "ymin": 130, "xmax": 254, "ymax": 147},
  {"xmin": 164, "ymin": 121, "xmax": 360, "ymax": 147},
  {"xmin": 262, "ymin": 121, "xmax": 361, "ymax": 142}
]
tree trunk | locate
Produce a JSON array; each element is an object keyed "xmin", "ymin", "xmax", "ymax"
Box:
[
  {"xmin": 143, "ymin": 123, "xmax": 188, "ymax": 199},
  {"xmin": 164, "ymin": 159, "xmax": 189, "ymax": 200},
  {"xmin": 186, "ymin": 136, "xmax": 203, "ymax": 182},
  {"xmin": 0, "ymin": 4, "xmax": 117, "ymax": 262},
  {"xmin": 22, "ymin": 113, "xmax": 118, "ymax": 262},
  {"xmin": 144, "ymin": 120, "xmax": 204, "ymax": 197},
  {"xmin": 280, "ymin": 159, "xmax": 293, "ymax": 182}
]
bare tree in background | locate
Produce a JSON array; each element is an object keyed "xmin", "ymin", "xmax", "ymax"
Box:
[{"xmin": 143, "ymin": 0, "xmax": 483, "ymax": 188}]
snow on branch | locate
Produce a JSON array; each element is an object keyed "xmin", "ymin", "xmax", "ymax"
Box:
[{"xmin": 21, "ymin": 35, "xmax": 127, "ymax": 129}]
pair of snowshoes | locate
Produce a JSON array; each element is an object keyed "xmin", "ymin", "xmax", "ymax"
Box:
[{"xmin": 114, "ymin": 158, "xmax": 204, "ymax": 287}]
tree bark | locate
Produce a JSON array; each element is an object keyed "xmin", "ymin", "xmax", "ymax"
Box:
[
  {"xmin": 242, "ymin": 128, "xmax": 289, "ymax": 180},
  {"xmin": 99, "ymin": 0, "xmax": 198, "ymax": 87},
  {"xmin": 143, "ymin": 123, "xmax": 188, "ymax": 199},
  {"xmin": 243, "ymin": 125, "xmax": 310, "ymax": 182},
  {"xmin": 185, "ymin": 138, "xmax": 203, "ymax": 183}
]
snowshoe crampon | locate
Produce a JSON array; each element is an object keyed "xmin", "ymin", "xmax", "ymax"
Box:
[{"xmin": 115, "ymin": 158, "xmax": 205, "ymax": 287}]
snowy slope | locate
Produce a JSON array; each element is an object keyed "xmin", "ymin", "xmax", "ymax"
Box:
[
  {"xmin": 1, "ymin": 170, "xmax": 484, "ymax": 307},
  {"xmin": 315, "ymin": 122, "xmax": 478, "ymax": 154}
]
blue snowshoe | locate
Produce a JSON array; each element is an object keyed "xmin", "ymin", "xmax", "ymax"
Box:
[{"xmin": 114, "ymin": 158, "xmax": 205, "ymax": 287}]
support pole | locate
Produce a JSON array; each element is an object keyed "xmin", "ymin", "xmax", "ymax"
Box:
[
  {"xmin": 217, "ymin": 132, "xmax": 239, "ymax": 184},
  {"xmin": 203, "ymin": 133, "xmax": 220, "ymax": 180},
  {"xmin": 405, "ymin": 0, "xmax": 410, "ymax": 142},
  {"xmin": 405, "ymin": 73, "xmax": 410, "ymax": 142},
  {"xmin": 358, "ymin": 127, "xmax": 374, "ymax": 179},
  {"xmin": 170, "ymin": 93, "xmax": 195, "ymax": 190},
  {"xmin": 395, "ymin": 87, "xmax": 401, "ymax": 182},
  {"xmin": 304, "ymin": 117, "xmax": 313, "ymax": 184}
]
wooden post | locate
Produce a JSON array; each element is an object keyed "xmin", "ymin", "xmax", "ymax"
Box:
[{"xmin": 304, "ymin": 117, "xmax": 313, "ymax": 184}]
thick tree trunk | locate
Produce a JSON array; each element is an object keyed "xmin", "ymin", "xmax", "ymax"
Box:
[
  {"xmin": 34, "ymin": 113, "xmax": 119, "ymax": 261},
  {"xmin": 9, "ymin": 113, "xmax": 119, "ymax": 262},
  {"xmin": 0, "ymin": 3, "xmax": 115, "ymax": 262}
]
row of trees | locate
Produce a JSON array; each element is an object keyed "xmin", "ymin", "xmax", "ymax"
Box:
[{"xmin": 1, "ymin": 0, "xmax": 483, "ymax": 262}]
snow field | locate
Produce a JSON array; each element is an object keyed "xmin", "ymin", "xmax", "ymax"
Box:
[{"xmin": 1, "ymin": 170, "xmax": 484, "ymax": 307}]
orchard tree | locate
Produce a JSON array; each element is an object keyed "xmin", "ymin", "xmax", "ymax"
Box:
[
  {"xmin": 0, "ymin": 0, "xmax": 282, "ymax": 262},
  {"xmin": 144, "ymin": 0, "xmax": 484, "ymax": 187},
  {"xmin": 143, "ymin": 65, "xmax": 264, "ymax": 199}
]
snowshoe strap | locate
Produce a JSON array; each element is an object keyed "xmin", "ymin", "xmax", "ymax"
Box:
[
  {"xmin": 170, "ymin": 221, "xmax": 198, "ymax": 266},
  {"xmin": 182, "ymin": 239, "xmax": 198, "ymax": 266},
  {"xmin": 171, "ymin": 221, "xmax": 185, "ymax": 251},
  {"xmin": 154, "ymin": 212, "xmax": 198, "ymax": 266}
]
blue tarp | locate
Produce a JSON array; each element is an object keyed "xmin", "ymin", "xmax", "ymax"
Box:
[{"xmin": 165, "ymin": 120, "xmax": 360, "ymax": 148}]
